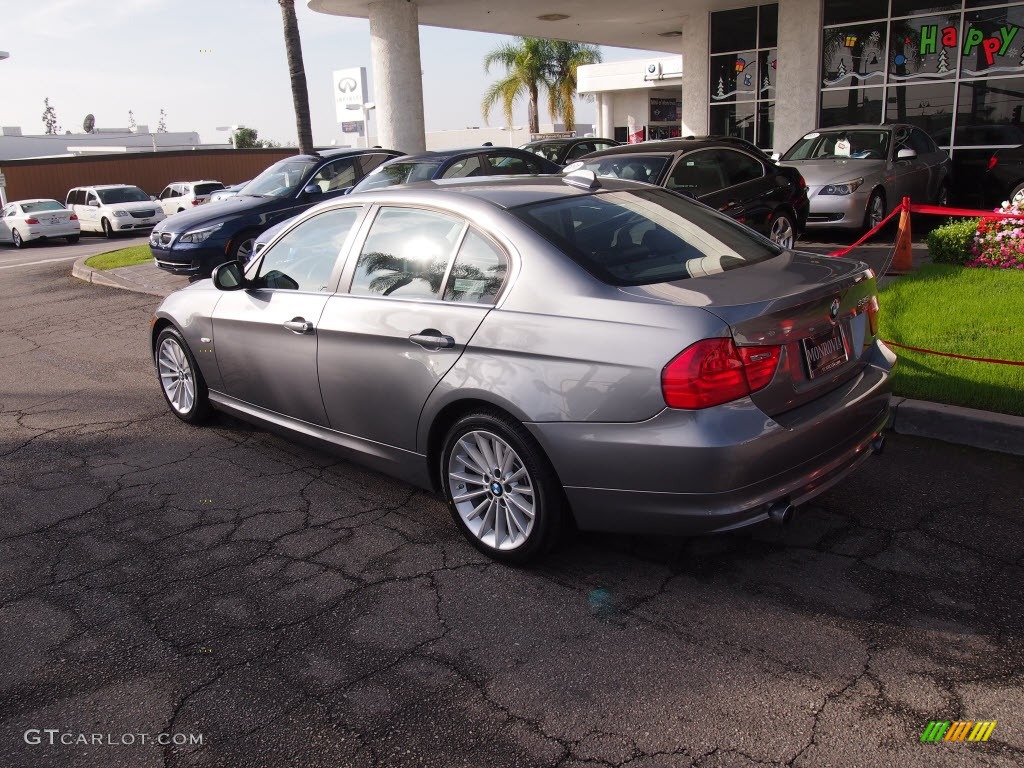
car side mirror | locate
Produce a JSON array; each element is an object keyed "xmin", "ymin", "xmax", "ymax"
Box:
[
  {"xmin": 150, "ymin": 195, "xmax": 158, "ymax": 201},
  {"xmin": 88, "ymin": 200, "xmax": 100, "ymax": 207},
  {"xmin": 212, "ymin": 260, "xmax": 246, "ymax": 291},
  {"xmin": 303, "ymin": 184, "xmax": 322, "ymax": 197},
  {"xmin": 897, "ymin": 148, "xmax": 917, "ymax": 160},
  {"xmin": 770, "ymin": 152, "xmax": 781, "ymax": 162}
]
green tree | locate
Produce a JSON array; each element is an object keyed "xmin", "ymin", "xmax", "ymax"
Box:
[
  {"xmin": 545, "ymin": 41, "xmax": 602, "ymax": 131},
  {"xmin": 232, "ymin": 127, "xmax": 280, "ymax": 148},
  {"xmin": 42, "ymin": 98, "xmax": 60, "ymax": 135},
  {"xmin": 278, "ymin": 0, "xmax": 314, "ymax": 155},
  {"xmin": 158, "ymin": 108, "xmax": 167, "ymax": 133},
  {"xmin": 482, "ymin": 37, "xmax": 550, "ymax": 134}
]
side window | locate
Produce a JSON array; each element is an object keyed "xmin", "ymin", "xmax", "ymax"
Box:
[
  {"xmin": 350, "ymin": 207, "xmax": 464, "ymax": 300},
  {"xmin": 66, "ymin": 191, "xmax": 75, "ymax": 206},
  {"xmin": 487, "ymin": 152, "xmax": 536, "ymax": 175},
  {"xmin": 441, "ymin": 156, "xmax": 483, "ymax": 179},
  {"xmin": 718, "ymin": 150, "xmax": 765, "ymax": 187},
  {"xmin": 666, "ymin": 151, "xmax": 727, "ymax": 195},
  {"xmin": 909, "ymin": 129, "xmax": 933, "ymax": 155},
  {"xmin": 182, "ymin": 185, "xmax": 191, "ymax": 195},
  {"xmin": 255, "ymin": 207, "xmax": 361, "ymax": 292},
  {"xmin": 443, "ymin": 229, "xmax": 509, "ymax": 305},
  {"xmin": 86, "ymin": 192, "xmax": 99, "ymax": 206},
  {"xmin": 310, "ymin": 158, "xmax": 358, "ymax": 193},
  {"xmin": 358, "ymin": 153, "xmax": 393, "ymax": 176},
  {"xmin": 565, "ymin": 143, "xmax": 593, "ymax": 162},
  {"xmin": 592, "ymin": 142, "xmax": 616, "ymax": 152},
  {"xmin": 3, "ymin": 206, "xmax": 15, "ymax": 217},
  {"xmin": 159, "ymin": 186, "xmax": 173, "ymax": 200}
]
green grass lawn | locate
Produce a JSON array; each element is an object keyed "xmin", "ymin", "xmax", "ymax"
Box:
[
  {"xmin": 84, "ymin": 245, "xmax": 153, "ymax": 270},
  {"xmin": 879, "ymin": 264, "xmax": 1024, "ymax": 416}
]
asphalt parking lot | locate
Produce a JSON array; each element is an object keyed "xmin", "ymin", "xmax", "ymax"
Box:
[{"xmin": 1, "ymin": 257, "xmax": 1022, "ymax": 768}]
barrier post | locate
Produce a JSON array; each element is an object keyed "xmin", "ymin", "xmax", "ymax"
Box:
[{"xmin": 887, "ymin": 197, "xmax": 914, "ymax": 275}]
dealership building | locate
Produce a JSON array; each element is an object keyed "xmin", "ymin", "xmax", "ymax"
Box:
[{"xmin": 312, "ymin": 0, "xmax": 1024, "ymax": 187}]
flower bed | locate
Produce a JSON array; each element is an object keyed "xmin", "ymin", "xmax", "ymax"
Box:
[{"xmin": 969, "ymin": 197, "xmax": 1024, "ymax": 270}]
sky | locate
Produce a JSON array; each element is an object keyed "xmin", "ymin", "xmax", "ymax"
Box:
[{"xmin": 0, "ymin": 0, "xmax": 663, "ymax": 146}]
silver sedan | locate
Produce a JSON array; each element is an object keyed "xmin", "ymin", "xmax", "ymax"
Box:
[
  {"xmin": 777, "ymin": 124, "xmax": 951, "ymax": 231},
  {"xmin": 150, "ymin": 175, "xmax": 894, "ymax": 562}
]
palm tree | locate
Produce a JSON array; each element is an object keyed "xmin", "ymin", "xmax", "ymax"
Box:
[
  {"xmin": 363, "ymin": 252, "xmax": 448, "ymax": 296},
  {"xmin": 278, "ymin": 0, "xmax": 314, "ymax": 155},
  {"xmin": 482, "ymin": 37, "xmax": 550, "ymax": 134},
  {"xmin": 545, "ymin": 41, "xmax": 602, "ymax": 131}
]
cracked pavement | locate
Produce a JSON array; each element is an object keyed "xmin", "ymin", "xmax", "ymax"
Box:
[{"xmin": 1, "ymin": 260, "xmax": 1022, "ymax": 768}]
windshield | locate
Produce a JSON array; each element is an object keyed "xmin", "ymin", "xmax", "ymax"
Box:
[
  {"xmin": 570, "ymin": 155, "xmax": 669, "ymax": 185},
  {"xmin": 22, "ymin": 201, "xmax": 66, "ymax": 213},
  {"xmin": 240, "ymin": 159, "xmax": 318, "ymax": 197},
  {"xmin": 513, "ymin": 188, "xmax": 781, "ymax": 286},
  {"xmin": 96, "ymin": 187, "xmax": 150, "ymax": 204},
  {"xmin": 782, "ymin": 130, "xmax": 891, "ymax": 161},
  {"xmin": 351, "ymin": 161, "xmax": 441, "ymax": 192}
]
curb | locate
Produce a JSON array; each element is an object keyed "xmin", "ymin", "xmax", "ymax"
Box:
[
  {"xmin": 889, "ymin": 397, "xmax": 1024, "ymax": 457},
  {"xmin": 71, "ymin": 254, "xmax": 169, "ymax": 298}
]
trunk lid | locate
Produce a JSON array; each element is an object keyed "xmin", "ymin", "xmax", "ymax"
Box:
[{"xmin": 620, "ymin": 251, "xmax": 880, "ymax": 416}]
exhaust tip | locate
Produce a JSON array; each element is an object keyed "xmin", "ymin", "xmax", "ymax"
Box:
[
  {"xmin": 768, "ymin": 501, "xmax": 794, "ymax": 526},
  {"xmin": 871, "ymin": 434, "xmax": 886, "ymax": 455}
]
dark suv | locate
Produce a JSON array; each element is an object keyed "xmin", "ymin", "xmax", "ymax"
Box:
[
  {"xmin": 565, "ymin": 138, "xmax": 808, "ymax": 248},
  {"xmin": 150, "ymin": 148, "xmax": 402, "ymax": 276}
]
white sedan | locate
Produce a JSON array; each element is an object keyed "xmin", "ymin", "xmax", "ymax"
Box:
[{"xmin": 0, "ymin": 199, "xmax": 80, "ymax": 248}]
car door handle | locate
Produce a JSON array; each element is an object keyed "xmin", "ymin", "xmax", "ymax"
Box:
[
  {"xmin": 283, "ymin": 318, "xmax": 313, "ymax": 334},
  {"xmin": 409, "ymin": 330, "xmax": 455, "ymax": 350}
]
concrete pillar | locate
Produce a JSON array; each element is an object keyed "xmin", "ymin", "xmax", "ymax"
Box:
[
  {"xmin": 597, "ymin": 93, "xmax": 615, "ymax": 139},
  {"xmin": 774, "ymin": 0, "xmax": 822, "ymax": 153},
  {"xmin": 679, "ymin": 13, "xmax": 709, "ymax": 137},
  {"xmin": 368, "ymin": 0, "xmax": 426, "ymax": 152}
]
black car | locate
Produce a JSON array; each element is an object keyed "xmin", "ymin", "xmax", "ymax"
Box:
[
  {"xmin": 518, "ymin": 137, "xmax": 620, "ymax": 167},
  {"xmin": 349, "ymin": 146, "xmax": 562, "ymax": 193},
  {"xmin": 151, "ymin": 148, "xmax": 402, "ymax": 275},
  {"xmin": 565, "ymin": 138, "xmax": 808, "ymax": 248},
  {"xmin": 984, "ymin": 145, "xmax": 1024, "ymax": 208}
]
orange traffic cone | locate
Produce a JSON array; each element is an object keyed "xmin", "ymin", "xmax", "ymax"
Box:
[{"xmin": 887, "ymin": 197, "xmax": 913, "ymax": 275}]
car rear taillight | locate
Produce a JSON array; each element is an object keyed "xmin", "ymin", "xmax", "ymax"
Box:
[
  {"xmin": 192, "ymin": 199, "xmax": 201, "ymax": 205},
  {"xmin": 69, "ymin": 214, "xmax": 78, "ymax": 220},
  {"xmin": 662, "ymin": 337, "xmax": 781, "ymax": 409},
  {"xmin": 866, "ymin": 295, "xmax": 880, "ymax": 336},
  {"xmin": 988, "ymin": 155, "xmax": 998, "ymax": 170},
  {"xmin": 24, "ymin": 218, "xmax": 40, "ymax": 224},
  {"xmin": 797, "ymin": 173, "xmax": 807, "ymax": 190}
]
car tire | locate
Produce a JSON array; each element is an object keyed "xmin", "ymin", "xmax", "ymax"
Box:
[
  {"xmin": 11, "ymin": 229, "xmax": 24, "ymax": 248},
  {"xmin": 229, "ymin": 230, "xmax": 258, "ymax": 265},
  {"xmin": 440, "ymin": 410, "xmax": 565, "ymax": 564},
  {"xmin": 768, "ymin": 210, "xmax": 796, "ymax": 249},
  {"xmin": 66, "ymin": 235, "xmax": 80, "ymax": 244},
  {"xmin": 102, "ymin": 218, "xmax": 114, "ymax": 238},
  {"xmin": 864, "ymin": 190, "xmax": 886, "ymax": 233},
  {"xmin": 1010, "ymin": 182, "xmax": 1024, "ymax": 206},
  {"xmin": 154, "ymin": 327, "xmax": 210, "ymax": 425},
  {"xmin": 177, "ymin": 208, "xmax": 185, "ymax": 213}
]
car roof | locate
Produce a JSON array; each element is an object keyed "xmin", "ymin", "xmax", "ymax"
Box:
[
  {"xmin": 73, "ymin": 184, "xmax": 140, "ymax": 190},
  {"xmin": 580, "ymin": 137, "xmax": 766, "ymax": 159},
  {"xmin": 169, "ymin": 179, "xmax": 223, "ymax": 184},
  {"xmin": 388, "ymin": 146, "xmax": 531, "ymax": 163},
  {"xmin": 805, "ymin": 124, "xmax": 909, "ymax": 132}
]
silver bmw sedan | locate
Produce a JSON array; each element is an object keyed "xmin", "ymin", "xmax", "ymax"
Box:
[{"xmin": 151, "ymin": 174, "xmax": 894, "ymax": 563}]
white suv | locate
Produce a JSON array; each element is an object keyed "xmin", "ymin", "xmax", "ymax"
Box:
[
  {"xmin": 66, "ymin": 184, "xmax": 166, "ymax": 237},
  {"xmin": 157, "ymin": 180, "xmax": 226, "ymax": 215}
]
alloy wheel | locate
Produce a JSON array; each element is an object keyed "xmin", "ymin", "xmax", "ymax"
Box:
[
  {"xmin": 236, "ymin": 237, "xmax": 255, "ymax": 263},
  {"xmin": 869, "ymin": 195, "xmax": 885, "ymax": 229},
  {"xmin": 157, "ymin": 337, "xmax": 196, "ymax": 414},
  {"xmin": 12, "ymin": 229, "xmax": 23, "ymax": 248},
  {"xmin": 769, "ymin": 215, "xmax": 794, "ymax": 249},
  {"xmin": 447, "ymin": 430, "xmax": 535, "ymax": 551}
]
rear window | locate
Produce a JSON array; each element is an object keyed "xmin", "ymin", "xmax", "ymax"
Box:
[
  {"xmin": 194, "ymin": 182, "xmax": 225, "ymax": 195},
  {"xmin": 512, "ymin": 188, "xmax": 781, "ymax": 286},
  {"xmin": 22, "ymin": 200, "xmax": 65, "ymax": 213}
]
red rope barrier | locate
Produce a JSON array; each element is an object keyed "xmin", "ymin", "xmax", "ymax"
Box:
[
  {"xmin": 883, "ymin": 340, "xmax": 1024, "ymax": 366},
  {"xmin": 828, "ymin": 203, "xmax": 905, "ymax": 258},
  {"xmin": 908, "ymin": 203, "xmax": 1024, "ymax": 219}
]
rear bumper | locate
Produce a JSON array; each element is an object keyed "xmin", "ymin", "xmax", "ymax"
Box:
[
  {"xmin": 26, "ymin": 225, "xmax": 80, "ymax": 239},
  {"xmin": 528, "ymin": 341, "xmax": 894, "ymax": 535}
]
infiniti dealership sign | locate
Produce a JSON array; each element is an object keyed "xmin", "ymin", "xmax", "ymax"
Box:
[{"xmin": 333, "ymin": 67, "xmax": 368, "ymax": 122}]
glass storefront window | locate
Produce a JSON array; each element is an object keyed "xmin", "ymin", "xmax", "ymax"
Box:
[
  {"xmin": 960, "ymin": 5, "xmax": 1024, "ymax": 78},
  {"xmin": 956, "ymin": 77, "xmax": 1024, "ymax": 144},
  {"xmin": 822, "ymin": 22, "xmax": 889, "ymax": 88},
  {"xmin": 709, "ymin": 5, "xmax": 778, "ymax": 149},
  {"xmin": 885, "ymin": 81, "xmax": 956, "ymax": 138},
  {"xmin": 824, "ymin": 0, "xmax": 890, "ymax": 26},
  {"xmin": 892, "ymin": 1, "xmax": 961, "ymax": 16},
  {"xmin": 820, "ymin": 86, "xmax": 886, "ymax": 126},
  {"xmin": 888, "ymin": 14, "xmax": 961, "ymax": 80}
]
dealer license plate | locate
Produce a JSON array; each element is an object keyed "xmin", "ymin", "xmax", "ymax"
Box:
[{"xmin": 802, "ymin": 325, "xmax": 848, "ymax": 379}]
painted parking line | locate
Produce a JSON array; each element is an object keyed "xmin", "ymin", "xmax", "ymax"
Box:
[{"xmin": 0, "ymin": 254, "xmax": 83, "ymax": 270}]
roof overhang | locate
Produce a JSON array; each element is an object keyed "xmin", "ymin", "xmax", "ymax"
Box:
[{"xmin": 307, "ymin": 0, "xmax": 706, "ymax": 53}]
